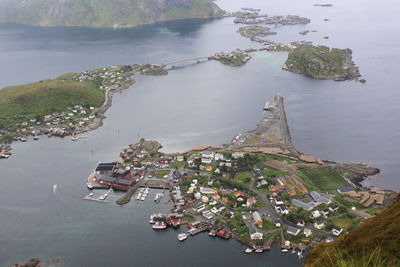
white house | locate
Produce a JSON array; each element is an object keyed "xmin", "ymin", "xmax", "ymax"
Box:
[
  {"xmin": 304, "ymin": 228, "xmax": 312, "ymax": 237},
  {"xmin": 249, "ymin": 223, "xmax": 263, "ymax": 240},
  {"xmin": 311, "ymin": 210, "xmax": 321, "ymax": 219},
  {"xmin": 314, "ymin": 221, "xmax": 326, "ymax": 229},
  {"xmin": 332, "ymin": 226, "xmax": 343, "ymax": 236},
  {"xmin": 287, "ymin": 226, "xmax": 300, "ymax": 236},
  {"xmin": 253, "ymin": 211, "xmax": 262, "ymax": 225}
]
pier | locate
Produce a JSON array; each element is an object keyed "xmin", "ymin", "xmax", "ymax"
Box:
[
  {"xmin": 190, "ymin": 226, "xmax": 208, "ymax": 236},
  {"xmin": 142, "ymin": 179, "xmax": 171, "ymax": 189}
]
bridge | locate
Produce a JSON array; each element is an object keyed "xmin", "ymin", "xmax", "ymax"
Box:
[{"xmin": 162, "ymin": 56, "xmax": 211, "ymax": 69}]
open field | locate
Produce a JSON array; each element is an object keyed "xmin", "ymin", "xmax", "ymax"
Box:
[{"xmin": 297, "ymin": 167, "xmax": 349, "ymax": 191}]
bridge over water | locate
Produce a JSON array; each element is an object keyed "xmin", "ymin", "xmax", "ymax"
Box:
[{"xmin": 162, "ymin": 56, "xmax": 211, "ymax": 69}]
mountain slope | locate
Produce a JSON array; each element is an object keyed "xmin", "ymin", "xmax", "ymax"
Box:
[
  {"xmin": 0, "ymin": 0, "xmax": 225, "ymax": 27},
  {"xmin": 305, "ymin": 194, "xmax": 400, "ymax": 266}
]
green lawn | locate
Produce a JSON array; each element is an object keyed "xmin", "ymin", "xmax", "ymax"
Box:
[
  {"xmin": 155, "ymin": 170, "xmax": 170, "ymax": 179},
  {"xmin": 235, "ymin": 172, "xmax": 252, "ymax": 185},
  {"xmin": 261, "ymin": 219, "xmax": 277, "ymax": 231},
  {"xmin": 298, "ymin": 167, "xmax": 349, "ymax": 191}
]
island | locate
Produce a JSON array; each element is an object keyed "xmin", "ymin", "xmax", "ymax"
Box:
[
  {"xmin": 85, "ymin": 95, "xmax": 395, "ymax": 255},
  {"xmin": 282, "ymin": 45, "xmax": 363, "ymax": 81},
  {"xmin": 0, "ymin": 0, "xmax": 225, "ymax": 28},
  {"xmin": 239, "ymin": 25, "xmax": 277, "ymax": 39}
]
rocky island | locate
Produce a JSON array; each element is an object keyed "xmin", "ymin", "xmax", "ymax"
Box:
[
  {"xmin": 0, "ymin": 0, "xmax": 225, "ymax": 28},
  {"xmin": 283, "ymin": 45, "xmax": 362, "ymax": 81},
  {"xmin": 239, "ymin": 25, "xmax": 277, "ymax": 39}
]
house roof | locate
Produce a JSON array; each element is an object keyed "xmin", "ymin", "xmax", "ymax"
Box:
[
  {"xmin": 287, "ymin": 226, "xmax": 300, "ymax": 235},
  {"xmin": 338, "ymin": 186, "xmax": 354, "ymax": 193}
]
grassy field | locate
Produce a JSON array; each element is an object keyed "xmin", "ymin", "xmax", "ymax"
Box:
[
  {"xmin": 298, "ymin": 167, "xmax": 349, "ymax": 191},
  {"xmin": 155, "ymin": 170, "xmax": 170, "ymax": 179},
  {"xmin": 235, "ymin": 172, "xmax": 252, "ymax": 186},
  {"xmin": 0, "ymin": 75, "xmax": 104, "ymax": 129}
]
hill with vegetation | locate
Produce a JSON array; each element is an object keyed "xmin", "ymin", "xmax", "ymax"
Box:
[
  {"xmin": 0, "ymin": 0, "xmax": 225, "ymax": 27},
  {"xmin": 283, "ymin": 45, "xmax": 362, "ymax": 81},
  {"xmin": 0, "ymin": 74, "xmax": 104, "ymax": 130},
  {"xmin": 305, "ymin": 194, "xmax": 400, "ymax": 266}
]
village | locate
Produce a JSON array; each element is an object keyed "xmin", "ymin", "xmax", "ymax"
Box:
[{"xmin": 83, "ymin": 96, "xmax": 395, "ymax": 256}]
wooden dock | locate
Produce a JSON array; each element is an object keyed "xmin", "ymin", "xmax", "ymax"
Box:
[
  {"xmin": 190, "ymin": 226, "xmax": 208, "ymax": 236},
  {"xmin": 83, "ymin": 195, "xmax": 110, "ymax": 203},
  {"xmin": 142, "ymin": 179, "xmax": 171, "ymax": 189}
]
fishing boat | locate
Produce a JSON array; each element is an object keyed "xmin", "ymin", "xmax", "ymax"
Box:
[
  {"xmin": 177, "ymin": 233, "xmax": 188, "ymax": 241},
  {"xmin": 243, "ymin": 248, "xmax": 253, "ymax": 253},
  {"xmin": 152, "ymin": 221, "xmax": 167, "ymax": 230}
]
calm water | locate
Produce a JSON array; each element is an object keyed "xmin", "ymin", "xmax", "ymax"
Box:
[{"xmin": 1, "ymin": 0, "xmax": 400, "ymax": 265}]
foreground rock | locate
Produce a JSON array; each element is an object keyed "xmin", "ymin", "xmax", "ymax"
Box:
[
  {"xmin": 305, "ymin": 193, "xmax": 400, "ymax": 266},
  {"xmin": 283, "ymin": 45, "xmax": 362, "ymax": 81}
]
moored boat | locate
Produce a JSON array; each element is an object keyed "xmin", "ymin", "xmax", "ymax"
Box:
[
  {"xmin": 152, "ymin": 221, "xmax": 167, "ymax": 230},
  {"xmin": 177, "ymin": 233, "xmax": 188, "ymax": 241},
  {"xmin": 243, "ymin": 248, "xmax": 253, "ymax": 253}
]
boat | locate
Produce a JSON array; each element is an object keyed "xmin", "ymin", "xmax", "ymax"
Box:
[
  {"xmin": 291, "ymin": 249, "xmax": 296, "ymax": 254},
  {"xmin": 140, "ymin": 195, "xmax": 146, "ymax": 201},
  {"xmin": 187, "ymin": 228, "xmax": 197, "ymax": 234},
  {"xmin": 89, "ymin": 192, "xmax": 94, "ymax": 197},
  {"xmin": 177, "ymin": 233, "xmax": 188, "ymax": 241},
  {"xmin": 243, "ymin": 248, "xmax": 253, "ymax": 253},
  {"xmin": 154, "ymin": 193, "xmax": 163, "ymax": 202},
  {"xmin": 152, "ymin": 221, "xmax": 167, "ymax": 230},
  {"xmin": 0, "ymin": 154, "xmax": 10, "ymax": 159},
  {"xmin": 281, "ymin": 248, "xmax": 288, "ymax": 253},
  {"xmin": 255, "ymin": 248, "xmax": 263, "ymax": 253},
  {"xmin": 87, "ymin": 183, "xmax": 94, "ymax": 189},
  {"xmin": 98, "ymin": 194, "xmax": 107, "ymax": 200},
  {"xmin": 33, "ymin": 136, "xmax": 39, "ymax": 140},
  {"xmin": 136, "ymin": 193, "xmax": 142, "ymax": 200},
  {"xmin": 20, "ymin": 137, "xmax": 27, "ymax": 142},
  {"xmin": 72, "ymin": 136, "xmax": 78, "ymax": 141}
]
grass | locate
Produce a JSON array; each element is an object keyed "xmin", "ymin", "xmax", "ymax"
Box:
[
  {"xmin": 305, "ymin": 194, "xmax": 400, "ymax": 266},
  {"xmin": 0, "ymin": 75, "xmax": 104, "ymax": 129},
  {"xmin": 155, "ymin": 170, "xmax": 170, "ymax": 179},
  {"xmin": 116, "ymin": 183, "xmax": 141, "ymax": 205},
  {"xmin": 261, "ymin": 219, "xmax": 277, "ymax": 231},
  {"xmin": 235, "ymin": 172, "xmax": 252, "ymax": 185},
  {"xmin": 366, "ymin": 208, "xmax": 383, "ymax": 216},
  {"xmin": 331, "ymin": 217, "xmax": 353, "ymax": 230},
  {"xmin": 172, "ymin": 161, "xmax": 184, "ymax": 169},
  {"xmin": 298, "ymin": 167, "xmax": 349, "ymax": 191}
]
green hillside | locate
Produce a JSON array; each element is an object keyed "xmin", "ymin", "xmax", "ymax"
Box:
[
  {"xmin": 0, "ymin": 75, "xmax": 104, "ymax": 129},
  {"xmin": 305, "ymin": 194, "xmax": 400, "ymax": 266},
  {"xmin": 0, "ymin": 0, "xmax": 225, "ymax": 27}
]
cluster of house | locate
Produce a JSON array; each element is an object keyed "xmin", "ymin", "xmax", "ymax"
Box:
[
  {"xmin": 190, "ymin": 186, "xmax": 226, "ymax": 220},
  {"xmin": 338, "ymin": 186, "xmax": 386, "ymax": 207},
  {"xmin": 9, "ymin": 104, "xmax": 97, "ymax": 141},
  {"xmin": 211, "ymin": 49, "xmax": 251, "ymax": 65},
  {"xmin": 233, "ymin": 15, "xmax": 311, "ymax": 26},
  {"xmin": 0, "ymin": 144, "xmax": 11, "ymax": 159},
  {"xmin": 270, "ymin": 194, "xmax": 290, "ymax": 214},
  {"xmin": 73, "ymin": 66, "xmax": 131, "ymax": 91},
  {"xmin": 171, "ymin": 185, "xmax": 185, "ymax": 207},
  {"xmin": 269, "ymin": 176, "xmax": 308, "ymax": 196},
  {"xmin": 93, "ymin": 162, "xmax": 138, "ymax": 189},
  {"xmin": 186, "ymin": 150, "xmax": 244, "ymax": 172}
]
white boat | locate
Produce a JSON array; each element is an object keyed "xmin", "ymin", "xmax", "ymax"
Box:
[
  {"xmin": 154, "ymin": 193, "xmax": 163, "ymax": 202},
  {"xmin": 243, "ymin": 248, "xmax": 253, "ymax": 253},
  {"xmin": 89, "ymin": 192, "xmax": 94, "ymax": 197},
  {"xmin": 152, "ymin": 222, "xmax": 167, "ymax": 230},
  {"xmin": 140, "ymin": 195, "xmax": 146, "ymax": 201},
  {"xmin": 187, "ymin": 228, "xmax": 197, "ymax": 234},
  {"xmin": 177, "ymin": 233, "xmax": 188, "ymax": 241},
  {"xmin": 291, "ymin": 249, "xmax": 296, "ymax": 254},
  {"xmin": 136, "ymin": 193, "xmax": 142, "ymax": 200},
  {"xmin": 281, "ymin": 248, "xmax": 288, "ymax": 253},
  {"xmin": 87, "ymin": 183, "xmax": 94, "ymax": 189},
  {"xmin": 98, "ymin": 194, "xmax": 107, "ymax": 200},
  {"xmin": 33, "ymin": 136, "xmax": 39, "ymax": 140},
  {"xmin": 72, "ymin": 136, "xmax": 78, "ymax": 141}
]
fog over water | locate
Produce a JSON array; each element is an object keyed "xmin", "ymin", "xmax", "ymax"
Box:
[{"xmin": 0, "ymin": 0, "xmax": 399, "ymax": 265}]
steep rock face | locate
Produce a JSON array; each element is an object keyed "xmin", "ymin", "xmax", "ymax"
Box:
[
  {"xmin": 0, "ymin": 0, "xmax": 225, "ymax": 27},
  {"xmin": 305, "ymin": 194, "xmax": 400, "ymax": 266},
  {"xmin": 283, "ymin": 45, "xmax": 361, "ymax": 81}
]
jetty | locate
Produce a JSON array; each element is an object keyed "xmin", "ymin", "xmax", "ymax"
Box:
[{"xmin": 190, "ymin": 226, "xmax": 208, "ymax": 236}]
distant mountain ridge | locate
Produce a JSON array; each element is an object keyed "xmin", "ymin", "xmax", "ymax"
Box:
[{"xmin": 0, "ymin": 0, "xmax": 225, "ymax": 27}]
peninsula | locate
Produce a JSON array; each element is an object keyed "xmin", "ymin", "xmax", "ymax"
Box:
[
  {"xmin": 85, "ymin": 95, "xmax": 395, "ymax": 255},
  {"xmin": 0, "ymin": 0, "xmax": 225, "ymax": 28}
]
